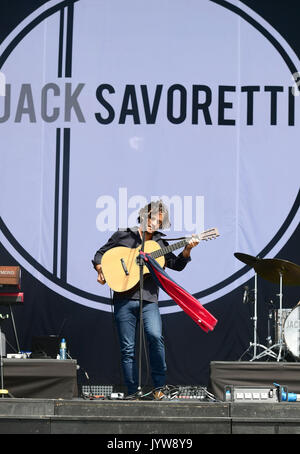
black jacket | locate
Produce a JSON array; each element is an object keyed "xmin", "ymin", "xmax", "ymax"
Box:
[{"xmin": 93, "ymin": 227, "xmax": 191, "ymax": 303}]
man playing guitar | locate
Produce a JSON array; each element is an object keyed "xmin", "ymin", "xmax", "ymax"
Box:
[{"xmin": 93, "ymin": 200, "xmax": 199, "ymax": 398}]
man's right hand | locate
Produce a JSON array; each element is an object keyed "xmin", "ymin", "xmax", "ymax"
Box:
[{"xmin": 96, "ymin": 265, "xmax": 106, "ymax": 285}]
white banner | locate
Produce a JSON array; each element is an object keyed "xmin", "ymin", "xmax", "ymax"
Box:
[{"xmin": 0, "ymin": 0, "xmax": 299, "ymax": 312}]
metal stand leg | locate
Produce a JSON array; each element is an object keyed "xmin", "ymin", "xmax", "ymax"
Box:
[
  {"xmin": 239, "ymin": 273, "xmax": 279, "ymax": 361},
  {"xmin": 253, "ymin": 273, "xmax": 258, "ymax": 358},
  {"xmin": 0, "ymin": 323, "xmax": 4, "ymax": 395},
  {"xmin": 250, "ymin": 273, "xmax": 285, "ymax": 361},
  {"xmin": 276, "ymin": 273, "xmax": 284, "ymax": 362},
  {"xmin": 0, "ymin": 317, "xmax": 14, "ymax": 398},
  {"xmin": 249, "ymin": 273, "xmax": 278, "ymax": 361},
  {"xmin": 9, "ymin": 305, "xmax": 20, "ymax": 353}
]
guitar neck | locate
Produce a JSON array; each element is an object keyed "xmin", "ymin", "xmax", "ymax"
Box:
[
  {"xmin": 150, "ymin": 239, "xmax": 188, "ymax": 259},
  {"xmin": 147, "ymin": 228, "xmax": 219, "ymax": 260}
]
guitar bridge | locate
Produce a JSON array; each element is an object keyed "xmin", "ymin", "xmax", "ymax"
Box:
[{"xmin": 120, "ymin": 258, "xmax": 129, "ymax": 276}]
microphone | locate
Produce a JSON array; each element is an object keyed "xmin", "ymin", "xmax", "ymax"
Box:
[{"xmin": 242, "ymin": 285, "xmax": 249, "ymax": 304}]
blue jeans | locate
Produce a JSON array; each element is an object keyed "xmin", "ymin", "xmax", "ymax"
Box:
[{"xmin": 114, "ymin": 299, "xmax": 166, "ymax": 395}]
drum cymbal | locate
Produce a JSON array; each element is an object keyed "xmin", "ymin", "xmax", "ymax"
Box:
[
  {"xmin": 234, "ymin": 252, "xmax": 261, "ymax": 267},
  {"xmin": 234, "ymin": 252, "xmax": 300, "ymax": 286},
  {"xmin": 253, "ymin": 258, "xmax": 300, "ymax": 286}
]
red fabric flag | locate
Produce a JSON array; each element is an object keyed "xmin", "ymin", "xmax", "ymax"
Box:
[{"xmin": 140, "ymin": 251, "xmax": 218, "ymax": 333}]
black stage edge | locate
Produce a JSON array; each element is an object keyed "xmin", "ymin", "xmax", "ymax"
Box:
[
  {"xmin": 2, "ymin": 361, "xmax": 300, "ymax": 434},
  {"xmin": 1, "ymin": 398, "xmax": 300, "ymax": 434},
  {"xmin": 209, "ymin": 361, "xmax": 300, "ymax": 401}
]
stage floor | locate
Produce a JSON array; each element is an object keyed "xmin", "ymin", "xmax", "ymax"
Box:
[
  {"xmin": 1, "ymin": 397, "xmax": 300, "ymax": 434},
  {"xmin": 2, "ymin": 360, "xmax": 300, "ymax": 434}
]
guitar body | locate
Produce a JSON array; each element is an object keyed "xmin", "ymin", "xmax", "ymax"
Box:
[{"xmin": 101, "ymin": 240, "xmax": 165, "ymax": 293}]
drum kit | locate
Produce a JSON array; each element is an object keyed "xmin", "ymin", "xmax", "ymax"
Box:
[{"xmin": 235, "ymin": 252, "xmax": 300, "ymax": 362}]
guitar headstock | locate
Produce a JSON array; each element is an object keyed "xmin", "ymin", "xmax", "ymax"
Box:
[{"xmin": 197, "ymin": 228, "xmax": 220, "ymax": 241}]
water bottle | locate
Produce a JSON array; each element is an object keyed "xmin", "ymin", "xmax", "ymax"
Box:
[
  {"xmin": 59, "ymin": 338, "xmax": 67, "ymax": 360},
  {"xmin": 225, "ymin": 388, "xmax": 231, "ymax": 401}
]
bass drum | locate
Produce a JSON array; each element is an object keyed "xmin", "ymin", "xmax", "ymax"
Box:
[
  {"xmin": 283, "ymin": 304, "xmax": 300, "ymax": 359},
  {"xmin": 273, "ymin": 309, "xmax": 292, "ymax": 344}
]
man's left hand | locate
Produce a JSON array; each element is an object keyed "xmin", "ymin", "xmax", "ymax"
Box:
[{"xmin": 182, "ymin": 234, "xmax": 200, "ymax": 258}]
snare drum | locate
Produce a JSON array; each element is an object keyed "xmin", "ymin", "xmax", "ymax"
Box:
[{"xmin": 283, "ymin": 305, "xmax": 300, "ymax": 359}]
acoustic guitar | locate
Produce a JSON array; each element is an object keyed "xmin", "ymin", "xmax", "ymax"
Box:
[{"xmin": 101, "ymin": 228, "xmax": 219, "ymax": 292}]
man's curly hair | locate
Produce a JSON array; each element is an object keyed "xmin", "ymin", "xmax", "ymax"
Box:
[{"xmin": 137, "ymin": 199, "xmax": 171, "ymax": 229}]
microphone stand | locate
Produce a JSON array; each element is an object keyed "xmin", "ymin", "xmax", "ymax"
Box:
[
  {"xmin": 136, "ymin": 216, "xmax": 147, "ymax": 397},
  {"xmin": 0, "ymin": 314, "xmax": 13, "ymax": 398}
]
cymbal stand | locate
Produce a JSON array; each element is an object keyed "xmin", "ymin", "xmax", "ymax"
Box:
[
  {"xmin": 250, "ymin": 272, "xmax": 284, "ymax": 361},
  {"xmin": 238, "ymin": 273, "xmax": 276, "ymax": 361},
  {"xmin": 276, "ymin": 272, "xmax": 284, "ymax": 361},
  {"xmin": 252, "ymin": 273, "xmax": 258, "ymax": 358},
  {"xmin": 240, "ymin": 273, "xmax": 270, "ymax": 360},
  {"xmin": 247, "ymin": 273, "xmax": 275, "ymax": 361}
]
